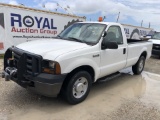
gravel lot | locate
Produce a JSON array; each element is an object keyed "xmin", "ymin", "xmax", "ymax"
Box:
[
  {"xmin": 0, "ymin": 57, "xmax": 160, "ymax": 120},
  {"xmin": 145, "ymin": 56, "xmax": 160, "ymax": 74}
]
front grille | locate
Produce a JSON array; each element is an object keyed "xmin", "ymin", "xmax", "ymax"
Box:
[
  {"xmin": 26, "ymin": 56, "xmax": 33, "ymax": 75},
  {"xmin": 26, "ymin": 55, "xmax": 41, "ymax": 76},
  {"xmin": 13, "ymin": 52, "xmax": 21, "ymax": 68},
  {"xmin": 153, "ymin": 44, "xmax": 160, "ymax": 50}
]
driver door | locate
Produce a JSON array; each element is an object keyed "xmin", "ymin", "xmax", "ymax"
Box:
[{"xmin": 100, "ymin": 26, "xmax": 127, "ymax": 77}]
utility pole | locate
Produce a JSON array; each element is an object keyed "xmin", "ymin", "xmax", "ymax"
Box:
[
  {"xmin": 141, "ymin": 20, "xmax": 143, "ymax": 27},
  {"xmin": 103, "ymin": 16, "xmax": 106, "ymax": 21},
  {"xmin": 149, "ymin": 22, "xmax": 150, "ymax": 28},
  {"xmin": 116, "ymin": 12, "xmax": 120, "ymax": 23}
]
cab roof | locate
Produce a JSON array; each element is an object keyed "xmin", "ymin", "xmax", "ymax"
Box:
[{"xmin": 77, "ymin": 21, "xmax": 122, "ymax": 26}]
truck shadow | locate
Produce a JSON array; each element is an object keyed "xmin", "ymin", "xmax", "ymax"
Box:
[{"xmin": 151, "ymin": 55, "xmax": 159, "ymax": 59}]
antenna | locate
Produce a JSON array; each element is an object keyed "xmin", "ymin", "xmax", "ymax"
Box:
[
  {"xmin": 66, "ymin": 5, "xmax": 75, "ymax": 15},
  {"xmin": 42, "ymin": 2, "xmax": 74, "ymax": 14},
  {"xmin": 103, "ymin": 16, "xmax": 106, "ymax": 21},
  {"xmin": 63, "ymin": 2, "xmax": 75, "ymax": 15},
  {"xmin": 56, "ymin": 3, "xmax": 69, "ymax": 14}
]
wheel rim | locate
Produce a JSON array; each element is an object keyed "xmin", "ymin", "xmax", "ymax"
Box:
[
  {"xmin": 72, "ymin": 77, "xmax": 88, "ymax": 99},
  {"xmin": 139, "ymin": 59, "xmax": 144, "ymax": 72}
]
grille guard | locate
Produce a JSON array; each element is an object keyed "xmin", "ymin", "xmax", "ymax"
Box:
[{"xmin": 4, "ymin": 47, "xmax": 43, "ymax": 84}]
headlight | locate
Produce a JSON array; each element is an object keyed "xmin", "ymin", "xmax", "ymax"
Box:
[
  {"xmin": 42, "ymin": 60, "xmax": 61, "ymax": 75},
  {"xmin": 49, "ymin": 61, "xmax": 56, "ymax": 68}
]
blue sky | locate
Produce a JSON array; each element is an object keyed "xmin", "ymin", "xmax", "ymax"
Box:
[{"xmin": 1, "ymin": 0, "xmax": 160, "ymax": 31}]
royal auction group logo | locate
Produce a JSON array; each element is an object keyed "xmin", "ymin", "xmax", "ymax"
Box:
[
  {"xmin": 10, "ymin": 13, "xmax": 58, "ymax": 35},
  {"xmin": 23, "ymin": 16, "xmax": 34, "ymax": 27}
]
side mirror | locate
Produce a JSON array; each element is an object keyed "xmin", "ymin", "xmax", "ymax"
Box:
[{"xmin": 102, "ymin": 41, "xmax": 118, "ymax": 50}]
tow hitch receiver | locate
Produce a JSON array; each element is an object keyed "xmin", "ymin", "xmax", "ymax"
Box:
[{"xmin": 2, "ymin": 67, "xmax": 17, "ymax": 81}]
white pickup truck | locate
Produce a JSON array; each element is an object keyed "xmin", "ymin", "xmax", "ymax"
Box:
[
  {"xmin": 2, "ymin": 22, "xmax": 152, "ymax": 104},
  {"xmin": 149, "ymin": 32, "xmax": 160, "ymax": 58}
]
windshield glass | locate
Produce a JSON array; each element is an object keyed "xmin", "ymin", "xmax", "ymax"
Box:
[
  {"xmin": 58, "ymin": 23, "xmax": 106, "ymax": 45},
  {"xmin": 152, "ymin": 33, "xmax": 160, "ymax": 40}
]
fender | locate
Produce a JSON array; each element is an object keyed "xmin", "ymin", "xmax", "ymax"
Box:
[
  {"xmin": 132, "ymin": 47, "xmax": 147, "ymax": 65},
  {"xmin": 139, "ymin": 47, "xmax": 147, "ymax": 58},
  {"xmin": 59, "ymin": 57, "xmax": 100, "ymax": 82}
]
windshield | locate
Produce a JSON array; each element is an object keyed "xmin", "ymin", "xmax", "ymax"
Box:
[
  {"xmin": 58, "ymin": 23, "xmax": 106, "ymax": 45},
  {"xmin": 152, "ymin": 33, "xmax": 160, "ymax": 40}
]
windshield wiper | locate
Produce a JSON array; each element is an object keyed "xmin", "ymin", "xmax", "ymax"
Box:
[
  {"xmin": 67, "ymin": 37, "xmax": 94, "ymax": 45},
  {"xmin": 57, "ymin": 35, "xmax": 62, "ymax": 39},
  {"xmin": 67, "ymin": 37, "xmax": 84, "ymax": 43}
]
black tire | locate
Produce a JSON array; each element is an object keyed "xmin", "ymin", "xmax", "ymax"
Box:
[
  {"xmin": 63, "ymin": 71, "xmax": 92, "ymax": 105},
  {"xmin": 132, "ymin": 56, "xmax": 146, "ymax": 75}
]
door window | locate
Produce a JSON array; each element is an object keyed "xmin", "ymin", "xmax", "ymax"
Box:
[{"xmin": 104, "ymin": 26, "xmax": 123, "ymax": 44}]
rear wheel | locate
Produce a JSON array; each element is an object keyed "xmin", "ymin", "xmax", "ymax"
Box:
[
  {"xmin": 63, "ymin": 71, "xmax": 92, "ymax": 105},
  {"xmin": 132, "ymin": 56, "xmax": 146, "ymax": 75}
]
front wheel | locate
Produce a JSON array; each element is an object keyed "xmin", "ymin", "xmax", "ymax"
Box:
[
  {"xmin": 63, "ymin": 71, "xmax": 92, "ymax": 105},
  {"xmin": 132, "ymin": 56, "xmax": 146, "ymax": 75}
]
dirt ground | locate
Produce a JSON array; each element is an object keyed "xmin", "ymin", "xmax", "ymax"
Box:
[{"xmin": 0, "ymin": 56, "xmax": 160, "ymax": 120}]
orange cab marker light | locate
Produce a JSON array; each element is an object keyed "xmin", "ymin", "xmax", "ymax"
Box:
[{"xmin": 98, "ymin": 17, "xmax": 103, "ymax": 22}]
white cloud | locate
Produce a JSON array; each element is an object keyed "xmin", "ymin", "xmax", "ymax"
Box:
[
  {"xmin": 0, "ymin": 0, "xmax": 19, "ymax": 5},
  {"xmin": 2, "ymin": 0, "xmax": 160, "ymax": 30},
  {"xmin": 44, "ymin": 2, "xmax": 57, "ymax": 11},
  {"xmin": 56, "ymin": 0, "xmax": 160, "ymax": 30},
  {"xmin": 8, "ymin": 0, "xmax": 18, "ymax": 5}
]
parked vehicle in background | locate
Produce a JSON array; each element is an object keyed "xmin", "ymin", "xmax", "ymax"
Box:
[
  {"xmin": 122, "ymin": 24, "xmax": 153, "ymax": 40},
  {"xmin": 0, "ymin": 3, "xmax": 85, "ymax": 54},
  {"xmin": 149, "ymin": 32, "xmax": 160, "ymax": 58},
  {"xmin": 2, "ymin": 22, "xmax": 153, "ymax": 104}
]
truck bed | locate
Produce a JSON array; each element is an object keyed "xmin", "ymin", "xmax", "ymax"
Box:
[{"xmin": 127, "ymin": 39, "xmax": 150, "ymax": 44}]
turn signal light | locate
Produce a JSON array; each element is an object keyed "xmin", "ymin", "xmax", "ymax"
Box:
[
  {"xmin": 42, "ymin": 61, "xmax": 61, "ymax": 75},
  {"xmin": 43, "ymin": 68, "xmax": 55, "ymax": 74},
  {"xmin": 55, "ymin": 63, "xmax": 61, "ymax": 75}
]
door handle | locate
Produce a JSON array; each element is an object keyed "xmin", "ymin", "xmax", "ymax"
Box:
[
  {"xmin": 93, "ymin": 54, "xmax": 100, "ymax": 58},
  {"xmin": 123, "ymin": 48, "xmax": 126, "ymax": 54}
]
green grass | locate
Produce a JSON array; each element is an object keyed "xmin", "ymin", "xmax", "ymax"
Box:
[{"xmin": 0, "ymin": 54, "xmax": 4, "ymax": 59}]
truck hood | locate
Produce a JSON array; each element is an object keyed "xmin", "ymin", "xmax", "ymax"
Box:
[
  {"xmin": 149, "ymin": 39, "xmax": 160, "ymax": 44},
  {"xmin": 17, "ymin": 39, "xmax": 89, "ymax": 60}
]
